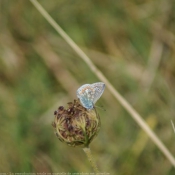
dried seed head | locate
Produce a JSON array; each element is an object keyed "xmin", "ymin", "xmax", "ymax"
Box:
[{"xmin": 52, "ymin": 99, "xmax": 100, "ymax": 147}]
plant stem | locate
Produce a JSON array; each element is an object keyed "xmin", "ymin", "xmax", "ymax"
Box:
[
  {"xmin": 83, "ymin": 147, "xmax": 99, "ymax": 173},
  {"xmin": 171, "ymin": 120, "xmax": 175, "ymax": 133}
]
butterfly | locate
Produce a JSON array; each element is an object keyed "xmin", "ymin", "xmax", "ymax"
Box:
[{"xmin": 77, "ymin": 82, "xmax": 105, "ymax": 110}]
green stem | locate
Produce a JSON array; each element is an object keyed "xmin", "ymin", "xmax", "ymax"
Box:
[{"xmin": 83, "ymin": 147, "xmax": 100, "ymax": 173}]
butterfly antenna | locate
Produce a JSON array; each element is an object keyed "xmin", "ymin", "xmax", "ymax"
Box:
[{"xmin": 94, "ymin": 105, "xmax": 106, "ymax": 111}]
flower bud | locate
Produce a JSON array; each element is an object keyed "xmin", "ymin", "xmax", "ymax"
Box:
[{"xmin": 52, "ymin": 99, "xmax": 100, "ymax": 147}]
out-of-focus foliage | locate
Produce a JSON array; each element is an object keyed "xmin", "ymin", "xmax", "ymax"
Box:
[{"xmin": 0, "ymin": 0, "xmax": 175, "ymax": 174}]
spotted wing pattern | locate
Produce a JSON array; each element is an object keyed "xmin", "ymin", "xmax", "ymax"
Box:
[{"xmin": 77, "ymin": 82, "xmax": 105, "ymax": 109}]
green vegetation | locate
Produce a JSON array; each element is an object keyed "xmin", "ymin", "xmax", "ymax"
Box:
[{"xmin": 0, "ymin": 0, "xmax": 175, "ymax": 174}]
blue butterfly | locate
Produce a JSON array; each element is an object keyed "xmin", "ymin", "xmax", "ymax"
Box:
[{"xmin": 77, "ymin": 82, "xmax": 105, "ymax": 110}]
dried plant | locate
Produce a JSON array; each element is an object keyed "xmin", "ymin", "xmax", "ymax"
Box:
[{"xmin": 52, "ymin": 99, "xmax": 100, "ymax": 172}]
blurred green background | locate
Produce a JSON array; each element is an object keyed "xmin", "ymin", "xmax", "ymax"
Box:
[{"xmin": 0, "ymin": 0, "xmax": 175, "ymax": 174}]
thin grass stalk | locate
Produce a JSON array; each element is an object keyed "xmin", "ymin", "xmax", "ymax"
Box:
[
  {"xmin": 171, "ymin": 120, "xmax": 175, "ymax": 134},
  {"xmin": 30, "ymin": 0, "xmax": 175, "ymax": 167}
]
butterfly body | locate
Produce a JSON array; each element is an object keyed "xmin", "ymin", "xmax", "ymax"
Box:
[{"xmin": 77, "ymin": 82, "xmax": 105, "ymax": 110}]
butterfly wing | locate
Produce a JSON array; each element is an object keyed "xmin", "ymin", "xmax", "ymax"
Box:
[
  {"xmin": 77, "ymin": 82, "xmax": 105, "ymax": 109},
  {"xmin": 77, "ymin": 84, "xmax": 94, "ymax": 109},
  {"xmin": 91, "ymin": 82, "xmax": 105, "ymax": 104}
]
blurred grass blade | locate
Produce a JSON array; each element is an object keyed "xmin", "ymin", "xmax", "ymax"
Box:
[
  {"xmin": 30, "ymin": 0, "xmax": 175, "ymax": 167},
  {"xmin": 171, "ymin": 120, "xmax": 175, "ymax": 134}
]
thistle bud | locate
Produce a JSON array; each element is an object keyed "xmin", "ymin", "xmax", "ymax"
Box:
[{"xmin": 52, "ymin": 99, "xmax": 100, "ymax": 147}]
